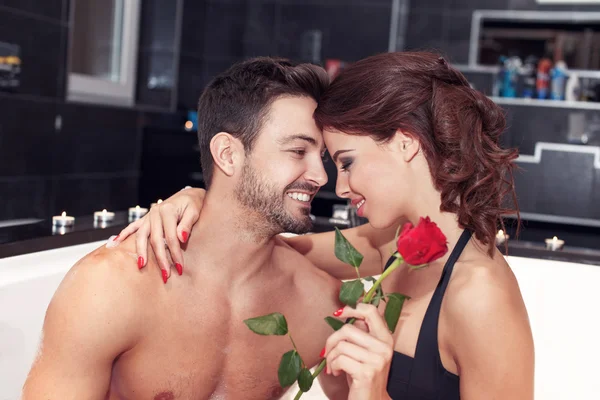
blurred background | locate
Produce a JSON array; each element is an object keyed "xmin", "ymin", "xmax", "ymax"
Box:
[{"xmin": 1, "ymin": 0, "xmax": 600, "ymax": 250}]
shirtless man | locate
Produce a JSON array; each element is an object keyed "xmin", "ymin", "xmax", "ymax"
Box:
[{"xmin": 22, "ymin": 58, "xmax": 348, "ymax": 399}]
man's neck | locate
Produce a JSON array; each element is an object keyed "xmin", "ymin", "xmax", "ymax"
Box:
[{"xmin": 182, "ymin": 190, "xmax": 279, "ymax": 283}]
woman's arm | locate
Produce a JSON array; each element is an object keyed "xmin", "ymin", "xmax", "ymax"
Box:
[
  {"xmin": 447, "ymin": 265, "xmax": 535, "ymax": 400},
  {"xmin": 282, "ymin": 222, "xmax": 399, "ymax": 280}
]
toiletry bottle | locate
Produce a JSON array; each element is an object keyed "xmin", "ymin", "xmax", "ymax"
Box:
[
  {"xmin": 565, "ymin": 72, "xmax": 580, "ymax": 102},
  {"xmin": 550, "ymin": 60, "xmax": 567, "ymax": 101},
  {"xmin": 536, "ymin": 58, "xmax": 552, "ymax": 100},
  {"xmin": 502, "ymin": 56, "xmax": 521, "ymax": 98},
  {"xmin": 493, "ymin": 55, "xmax": 507, "ymax": 97},
  {"xmin": 520, "ymin": 55, "xmax": 538, "ymax": 98}
]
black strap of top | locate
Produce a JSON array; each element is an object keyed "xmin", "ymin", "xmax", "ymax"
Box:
[{"xmin": 408, "ymin": 229, "xmax": 472, "ymax": 392}]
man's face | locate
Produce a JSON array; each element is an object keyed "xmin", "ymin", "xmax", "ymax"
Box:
[{"xmin": 235, "ymin": 96, "xmax": 328, "ymax": 235}]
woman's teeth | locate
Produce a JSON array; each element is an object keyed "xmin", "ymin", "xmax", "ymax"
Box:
[
  {"xmin": 287, "ymin": 192, "xmax": 311, "ymax": 202},
  {"xmin": 356, "ymin": 199, "xmax": 365, "ymax": 208}
]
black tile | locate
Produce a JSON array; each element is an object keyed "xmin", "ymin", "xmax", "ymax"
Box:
[
  {"xmin": 0, "ymin": 9, "xmax": 66, "ymax": 98},
  {"xmin": 52, "ymin": 175, "xmax": 139, "ymax": 217},
  {"xmin": 177, "ymin": 54, "xmax": 207, "ymax": 110},
  {"xmin": 443, "ymin": 39, "xmax": 470, "ymax": 64},
  {"xmin": 276, "ymin": 3, "xmax": 391, "ymax": 63},
  {"xmin": 447, "ymin": 0, "xmax": 508, "ymax": 11},
  {"xmin": 243, "ymin": 1, "xmax": 277, "ymax": 57},
  {"xmin": 409, "ymin": 0, "xmax": 448, "ymax": 12},
  {"xmin": 405, "ymin": 11, "xmax": 445, "ymax": 52},
  {"xmin": 203, "ymin": 1, "xmax": 246, "ymax": 59},
  {"xmin": 180, "ymin": 0, "xmax": 208, "ymax": 58},
  {"xmin": 443, "ymin": 11, "xmax": 472, "ymax": 43},
  {"xmin": 52, "ymin": 103, "xmax": 140, "ymax": 175},
  {"xmin": 0, "ymin": 96, "xmax": 58, "ymax": 177},
  {"xmin": 0, "ymin": 177, "xmax": 51, "ymax": 220},
  {"xmin": 136, "ymin": 49, "xmax": 175, "ymax": 109},
  {"xmin": 138, "ymin": 0, "xmax": 178, "ymax": 52},
  {"xmin": 0, "ymin": 0, "xmax": 65, "ymax": 22}
]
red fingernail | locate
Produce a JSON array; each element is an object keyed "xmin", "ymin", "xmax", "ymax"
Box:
[
  {"xmin": 333, "ymin": 307, "xmax": 344, "ymax": 317},
  {"xmin": 162, "ymin": 269, "xmax": 168, "ymax": 284},
  {"xmin": 114, "ymin": 234, "xmax": 120, "ymax": 241},
  {"xmin": 182, "ymin": 231, "xmax": 189, "ymax": 243},
  {"xmin": 320, "ymin": 347, "xmax": 326, "ymax": 358},
  {"xmin": 175, "ymin": 263, "xmax": 183, "ymax": 276},
  {"xmin": 137, "ymin": 256, "xmax": 144, "ymax": 269}
]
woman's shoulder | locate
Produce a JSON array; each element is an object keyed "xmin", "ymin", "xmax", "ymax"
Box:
[{"xmin": 443, "ymin": 249, "xmax": 530, "ymax": 335}]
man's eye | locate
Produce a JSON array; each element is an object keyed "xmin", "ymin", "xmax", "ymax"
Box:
[{"xmin": 292, "ymin": 150, "xmax": 306, "ymax": 156}]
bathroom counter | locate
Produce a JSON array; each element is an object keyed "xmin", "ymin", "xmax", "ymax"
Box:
[{"xmin": 1, "ymin": 213, "xmax": 599, "ymax": 266}]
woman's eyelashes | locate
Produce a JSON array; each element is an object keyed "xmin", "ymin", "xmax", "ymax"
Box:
[{"xmin": 340, "ymin": 157, "xmax": 353, "ymax": 172}]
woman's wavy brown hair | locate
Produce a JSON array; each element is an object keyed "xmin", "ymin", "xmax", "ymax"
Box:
[{"xmin": 314, "ymin": 51, "xmax": 519, "ymax": 255}]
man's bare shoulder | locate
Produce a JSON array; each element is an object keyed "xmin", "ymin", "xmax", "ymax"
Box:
[
  {"xmin": 273, "ymin": 235, "xmax": 341, "ymax": 294},
  {"xmin": 49, "ymin": 241, "xmax": 155, "ymax": 342}
]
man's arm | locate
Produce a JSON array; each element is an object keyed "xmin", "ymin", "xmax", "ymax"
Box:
[{"xmin": 22, "ymin": 254, "xmax": 141, "ymax": 400}]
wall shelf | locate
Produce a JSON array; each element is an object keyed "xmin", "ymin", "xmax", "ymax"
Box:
[{"xmin": 490, "ymin": 96, "xmax": 600, "ymax": 110}]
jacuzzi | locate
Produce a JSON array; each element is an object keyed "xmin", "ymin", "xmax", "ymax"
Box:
[{"xmin": 1, "ymin": 240, "xmax": 599, "ymax": 400}]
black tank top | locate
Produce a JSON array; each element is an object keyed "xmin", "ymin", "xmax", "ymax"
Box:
[{"xmin": 385, "ymin": 229, "xmax": 471, "ymax": 399}]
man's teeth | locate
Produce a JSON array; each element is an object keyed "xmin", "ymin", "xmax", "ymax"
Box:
[
  {"xmin": 287, "ymin": 192, "xmax": 311, "ymax": 202},
  {"xmin": 357, "ymin": 199, "xmax": 365, "ymax": 208}
]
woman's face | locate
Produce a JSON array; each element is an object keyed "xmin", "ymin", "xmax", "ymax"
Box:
[{"xmin": 323, "ymin": 129, "xmax": 416, "ymax": 229}]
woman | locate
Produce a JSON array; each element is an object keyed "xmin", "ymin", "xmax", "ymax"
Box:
[{"xmin": 115, "ymin": 52, "xmax": 534, "ymax": 399}]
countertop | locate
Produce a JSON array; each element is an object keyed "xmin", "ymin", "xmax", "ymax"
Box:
[{"xmin": 1, "ymin": 214, "xmax": 599, "ymax": 266}]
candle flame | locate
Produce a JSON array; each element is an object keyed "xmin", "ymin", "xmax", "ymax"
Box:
[
  {"xmin": 157, "ymin": 199, "xmax": 163, "ymax": 204},
  {"xmin": 136, "ymin": 205, "xmax": 140, "ymax": 210},
  {"xmin": 553, "ymin": 236, "xmax": 558, "ymax": 241},
  {"xmin": 102, "ymin": 209, "xmax": 107, "ymax": 213},
  {"xmin": 61, "ymin": 211, "xmax": 66, "ymax": 217},
  {"xmin": 497, "ymin": 230, "xmax": 504, "ymax": 236}
]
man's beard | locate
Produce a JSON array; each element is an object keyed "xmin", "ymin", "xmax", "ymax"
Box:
[{"xmin": 234, "ymin": 162, "xmax": 314, "ymax": 236}]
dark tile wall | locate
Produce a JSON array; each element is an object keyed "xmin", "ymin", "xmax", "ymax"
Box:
[
  {"xmin": 176, "ymin": 0, "xmax": 394, "ymax": 110},
  {"xmin": 0, "ymin": 1, "xmax": 145, "ymax": 221}
]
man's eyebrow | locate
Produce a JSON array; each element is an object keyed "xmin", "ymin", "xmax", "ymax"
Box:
[
  {"xmin": 277, "ymin": 134, "xmax": 318, "ymax": 146},
  {"xmin": 332, "ymin": 149, "xmax": 354, "ymax": 163}
]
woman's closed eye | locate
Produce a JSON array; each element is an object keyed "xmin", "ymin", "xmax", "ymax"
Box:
[{"xmin": 340, "ymin": 158, "xmax": 353, "ymax": 172}]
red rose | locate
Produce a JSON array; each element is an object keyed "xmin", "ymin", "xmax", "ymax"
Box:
[{"xmin": 396, "ymin": 217, "xmax": 448, "ymax": 266}]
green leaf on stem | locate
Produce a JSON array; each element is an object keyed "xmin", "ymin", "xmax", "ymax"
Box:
[
  {"xmin": 339, "ymin": 279, "xmax": 365, "ymax": 308},
  {"xmin": 324, "ymin": 316, "xmax": 345, "ymax": 331},
  {"xmin": 298, "ymin": 368, "xmax": 314, "ymax": 392},
  {"xmin": 244, "ymin": 312, "xmax": 288, "ymax": 336},
  {"xmin": 384, "ymin": 293, "xmax": 410, "ymax": 333},
  {"xmin": 334, "ymin": 227, "xmax": 364, "ymax": 268},
  {"xmin": 278, "ymin": 350, "xmax": 302, "ymax": 387},
  {"xmin": 364, "ymin": 276, "xmax": 385, "ymax": 307}
]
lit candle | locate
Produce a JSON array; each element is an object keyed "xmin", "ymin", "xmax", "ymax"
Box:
[
  {"xmin": 495, "ymin": 229, "xmax": 509, "ymax": 246},
  {"xmin": 52, "ymin": 211, "xmax": 75, "ymax": 227},
  {"xmin": 128, "ymin": 205, "xmax": 148, "ymax": 222},
  {"xmin": 545, "ymin": 236, "xmax": 565, "ymax": 251},
  {"xmin": 150, "ymin": 199, "xmax": 163, "ymax": 208},
  {"xmin": 94, "ymin": 209, "xmax": 115, "ymax": 223}
]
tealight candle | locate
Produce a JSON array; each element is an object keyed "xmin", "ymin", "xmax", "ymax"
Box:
[
  {"xmin": 52, "ymin": 224, "xmax": 74, "ymax": 235},
  {"xmin": 128, "ymin": 205, "xmax": 148, "ymax": 222},
  {"xmin": 94, "ymin": 209, "xmax": 115, "ymax": 223},
  {"xmin": 495, "ymin": 229, "xmax": 509, "ymax": 246},
  {"xmin": 545, "ymin": 236, "xmax": 565, "ymax": 251},
  {"xmin": 52, "ymin": 211, "xmax": 75, "ymax": 227},
  {"xmin": 150, "ymin": 199, "xmax": 163, "ymax": 208}
]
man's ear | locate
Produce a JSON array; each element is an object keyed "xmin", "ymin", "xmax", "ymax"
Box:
[
  {"xmin": 393, "ymin": 129, "xmax": 420, "ymax": 162},
  {"xmin": 210, "ymin": 132, "xmax": 243, "ymax": 177}
]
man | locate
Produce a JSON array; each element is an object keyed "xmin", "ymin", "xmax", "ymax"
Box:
[{"xmin": 22, "ymin": 58, "xmax": 347, "ymax": 399}]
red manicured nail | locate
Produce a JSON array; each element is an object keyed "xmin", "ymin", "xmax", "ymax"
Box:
[
  {"xmin": 114, "ymin": 234, "xmax": 120, "ymax": 241},
  {"xmin": 162, "ymin": 269, "xmax": 168, "ymax": 284},
  {"xmin": 175, "ymin": 263, "xmax": 183, "ymax": 276},
  {"xmin": 320, "ymin": 347, "xmax": 326, "ymax": 358},
  {"xmin": 333, "ymin": 307, "xmax": 344, "ymax": 317},
  {"xmin": 182, "ymin": 231, "xmax": 189, "ymax": 243},
  {"xmin": 137, "ymin": 256, "xmax": 144, "ymax": 269}
]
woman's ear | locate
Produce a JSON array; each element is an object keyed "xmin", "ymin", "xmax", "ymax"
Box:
[
  {"xmin": 394, "ymin": 130, "xmax": 420, "ymax": 162},
  {"xmin": 210, "ymin": 132, "xmax": 243, "ymax": 177}
]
